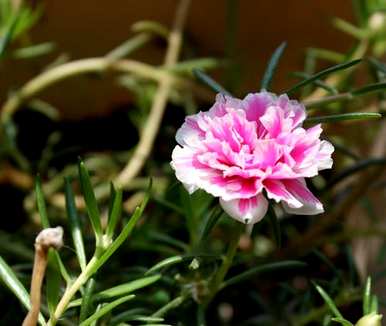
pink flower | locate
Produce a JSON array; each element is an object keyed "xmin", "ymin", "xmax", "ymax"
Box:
[{"xmin": 171, "ymin": 92, "xmax": 334, "ymax": 224}]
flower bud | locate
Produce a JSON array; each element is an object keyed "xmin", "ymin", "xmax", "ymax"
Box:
[{"xmin": 355, "ymin": 313, "xmax": 383, "ymax": 326}]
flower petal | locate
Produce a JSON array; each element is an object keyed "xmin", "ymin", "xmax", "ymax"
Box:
[
  {"xmin": 263, "ymin": 179, "xmax": 303, "ymax": 208},
  {"xmin": 316, "ymin": 140, "xmax": 334, "ymax": 171},
  {"xmin": 220, "ymin": 194, "xmax": 268, "ymax": 224},
  {"xmin": 242, "ymin": 91, "xmax": 274, "ymax": 122},
  {"xmin": 281, "ymin": 179, "xmax": 324, "ymax": 215}
]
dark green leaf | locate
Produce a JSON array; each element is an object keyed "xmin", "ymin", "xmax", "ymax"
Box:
[
  {"xmin": 80, "ymin": 278, "xmax": 96, "ymax": 322},
  {"xmin": 352, "ymin": 82, "xmax": 386, "ymax": 96},
  {"xmin": 312, "ymin": 249, "xmax": 341, "ymax": 277},
  {"xmin": 46, "ymin": 251, "xmax": 61, "ymax": 315},
  {"xmin": 314, "ymin": 283, "xmax": 343, "ymax": 318},
  {"xmin": 147, "ymin": 231, "xmax": 188, "ymax": 251},
  {"xmin": 0, "ymin": 13, "xmax": 19, "ymax": 57},
  {"xmin": 52, "ymin": 251, "xmax": 71, "ymax": 284},
  {"xmin": 363, "ymin": 277, "xmax": 371, "ymax": 315},
  {"xmin": 65, "ymin": 177, "xmax": 87, "ymax": 270},
  {"xmin": 267, "ymin": 204, "xmax": 281, "ymax": 248},
  {"xmin": 90, "ymin": 180, "xmax": 151, "ymax": 274},
  {"xmin": 291, "ymin": 71, "xmax": 338, "ymax": 94},
  {"xmin": 145, "ymin": 256, "xmax": 184, "ymax": 275},
  {"xmin": 352, "ymin": 0, "xmax": 368, "ymax": 27},
  {"xmin": 106, "ymin": 183, "xmax": 123, "ymax": 239},
  {"xmin": 193, "ymin": 69, "xmax": 232, "ymax": 96},
  {"xmin": 70, "ymin": 275, "xmax": 160, "ymax": 308},
  {"xmin": 35, "ymin": 176, "xmax": 49, "ymax": 228},
  {"xmin": 260, "ymin": 42, "xmax": 287, "ymax": 90},
  {"xmin": 110, "ymin": 308, "xmax": 150, "ymax": 325},
  {"xmin": 368, "ymin": 58, "xmax": 386, "ymax": 74},
  {"xmin": 222, "ymin": 261, "xmax": 306, "ymax": 289},
  {"xmin": 324, "ymin": 158, "xmax": 386, "ymax": 189},
  {"xmin": 179, "ymin": 188, "xmax": 197, "ymax": 244},
  {"xmin": 306, "ymin": 112, "xmax": 382, "ymax": 124},
  {"xmin": 78, "ymin": 160, "xmax": 102, "ymax": 237},
  {"xmin": 370, "ymin": 295, "xmax": 378, "ymax": 313},
  {"xmin": 94, "ymin": 275, "xmax": 160, "ymax": 301},
  {"xmin": 286, "ymin": 59, "xmax": 361, "ymax": 95},
  {"xmin": 199, "ymin": 208, "xmax": 223, "ymax": 242},
  {"xmin": 79, "ymin": 294, "xmax": 135, "ymax": 326}
]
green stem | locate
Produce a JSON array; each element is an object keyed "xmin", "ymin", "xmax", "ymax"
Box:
[
  {"xmin": 47, "ymin": 256, "xmax": 99, "ymax": 326},
  {"xmin": 197, "ymin": 304, "xmax": 206, "ymax": 326},
  {"xmin": 204, "ymin": 221, "xmax": 244, "ymax": 306}
]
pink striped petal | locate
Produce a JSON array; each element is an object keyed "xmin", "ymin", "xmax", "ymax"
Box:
[
  {"xmin": 281, "ymin": 179, "xmax": 324, "ymax": 215},
  {"xmin": 263, "ymin": 179, "xmax": 303, "ymax": 208},
  {"xmin": 220, "ymin": 194, "xmax": 268, "ymax": 224}
]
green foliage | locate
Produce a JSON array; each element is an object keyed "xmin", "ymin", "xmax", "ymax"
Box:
[
  {"xmin": 286, "ymin": 59, "xmax": 362, "ymax": 94},
  {"xmin": 78, "ymin": 160, "xmax": 103, "ymax": 239},
  {"xmin": 193, "ymin": 69, "xmax": 232, "ymax": 96},
  {"xmin": 260, "ymin": 42, "xmax": 287, "ymax": 90},
  {"xmin": 79, "ymin": 294, "xmax": 135, "ymax": 326},
  {"xmin": 306, "ymin": 112, "xmax": 382, "ymax": 123},
  {"xmin": 65, "ymin": 177, "xmax": 87, "ymax": 271},
  {"xmin": 0, "ymin": 0, "xmax": 42, "ymax": 57}
]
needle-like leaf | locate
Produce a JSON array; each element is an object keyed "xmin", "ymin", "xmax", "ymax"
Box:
[
  {"xmin": 106, "ymin": 183, "xmax": 123, "ymax": 240},
  {"xmin": 193, "ymin": 69, "xmax": 232, "ymax": 96},
  {"xmin": 260, "ymin": 42, "xmax": 287, "ymax": 90},
  {"xmin": 363, "ymin": 277, "xmax": 372, "ymax": 315},
  {"xmin": 222, "ymin": 261, "xmax": 306, "ymax": 289},
  {"xmin": 65, "ymin": 177, "xmax": 87, "ymax": 271},
  {"xmin": 306, "ymin": 112, "xmax": 381, "ymax": 124},
  {"xmin": 79, "ymin": 294, "xmax": 135, "ymax": 326},
  {"xmin": 314, "ymin": 283, "xmax": 343, "ymax": 318},
  {"xmin": 286, "ymin": 59, "xmax": 361, "ymax": 95},
  {"xmin": 267, "ymin": 204, "xmax": 281, "ymax": 248},
  {"xmin": 35, "ymin": 176, "xmax": 49, "ymax": 228},
  {"xmin": 78, "ymin": 160, "xmax": 102, "ymax": 237}
]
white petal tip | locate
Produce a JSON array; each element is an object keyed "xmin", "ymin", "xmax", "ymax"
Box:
[{"xmin": 220, "ymin": 195, "xmax": 269, "ymax": 225}]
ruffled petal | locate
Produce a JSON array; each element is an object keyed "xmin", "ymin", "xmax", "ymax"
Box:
[
  {"xmin": 316, "ymin": 140, "xmax": 334, "ymax": 171},
  {"xmin": 171, "ymin": 145, "xmax": 201, "ymax": 194},
  {"xmin": 281, "ymin": 179, "xmax": 324, "ymax": 215},
  {"xmin": 263, "ymin": 179, "xmax": 303, "ymax": 208},
  {"xmin": 277, "ymin": 94, "xmax": 306, "ymax": 128},
  {"xmin": 220, "ymin": 193, "xmax": 268, "ymax": 224},
  {"xmin": 242, "ymin": 91, "xmax": 274, "ymax": 122}
]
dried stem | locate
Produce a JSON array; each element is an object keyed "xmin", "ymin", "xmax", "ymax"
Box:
[
  {"xmin": 23, "ymin": 227, "xmax": 63, "ymax": 326},
  {"xmin": 115, "ymin": 0, "xmax": 191, "ymax": 187}
]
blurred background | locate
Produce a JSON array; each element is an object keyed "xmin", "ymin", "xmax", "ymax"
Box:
[
  {"xmin": 0, "ymin": 0, "xmax": 354, "ymax": 118},
  {"xmin": 1, "ymin": 0, "xmax": 386, "ymax": 325}
]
